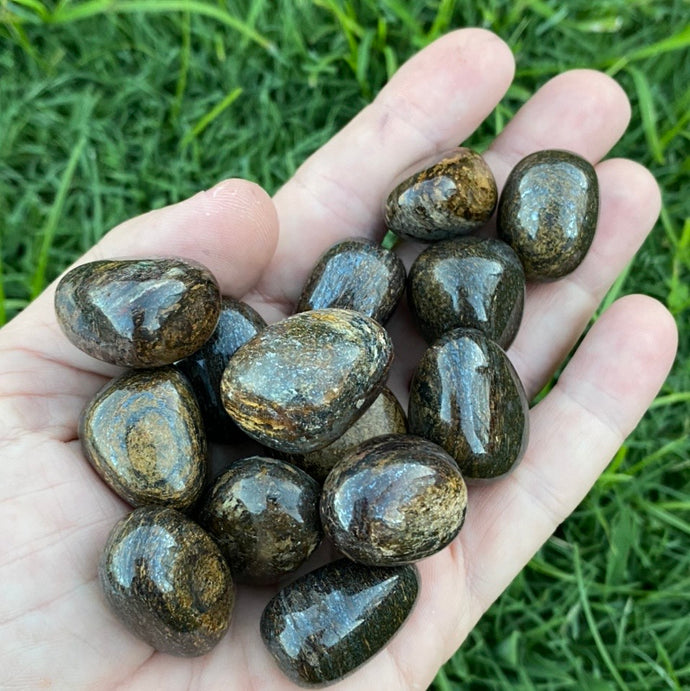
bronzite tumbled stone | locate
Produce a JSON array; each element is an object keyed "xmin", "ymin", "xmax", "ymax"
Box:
[
  {"xmin": 99, "ymin": 506, "xmax": 234, "ymax": 656},
  {"xmin": 497, "ymin": 149, "xmax": 599, "ymax": 281},
  {"xmin": 408, "ymin": 237, "xmax": 525, "ymax": 349},
  {"xmin": 221, "ymin": 308, "xmax": 393, "ymax": 454},
  {"xmin": 176, "ymin": 297, "xmax": 266, "ymax": 442},
  {"xmin": 260, "ymin": 559, "xmax": 419, "ymax": 685},
  {"xmin": 55, "ymin": 257, "xmax": 221, "ymax": 367},
  {"xmin": 321, "ymin": 434, "xmax": 467, "ymax": 565},
  {"xmin": 409, "ymin": 328, "xmax": 529, "ymax": 479},
  {"xmin": 384, "ymin": 147, "xmax": 498, "ymax": 242},
  {"xmin": 198, "ymin": 456, "xmax": 322, "ymax": 584},
  {"xmin": 296, "ymin": 238, "xmax": 406, "ymax": 324},
  {"xmin": 80, "ymin": 367, "xmax": 206, "ymax": 510}
]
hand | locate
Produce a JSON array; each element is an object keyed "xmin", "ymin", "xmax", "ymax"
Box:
[{"xmin": 0, "ymin": 29, "xmax": 677, "ymax": 690}]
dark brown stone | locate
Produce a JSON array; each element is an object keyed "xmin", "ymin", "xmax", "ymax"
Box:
[
  {"xmin": 176, "ymin": 297, "xmax": 266, "ymax": 442},
  {"xmin": 221, "ymin": 308, "xmax": 393, "ymax": 454},
  {"xmin": 198, "ymin": 456, "xmax": 322, "ymax": 583},
  {"xmin": 296, "ymin": 238, "xmax": 406, "ymax": 324},
  {"xmin": 260, "ymin": 559, "xmax": 419, "ymax": 685},
  {"xmin": 384, "ymin": 147, "xmax": 497, "ymax": 242},
  {"xmin": 408, "ymin": 237, "xmax": 525, "ymax": 349},
  {"xmin": 55, "ymin": 257, "xmax": 221, "ymax": 367},
  {"xmin": 297, "ymin": 387, "xmax": 407, "ymax": 483},
  {"xmin": 408, "ymin": 328, "xmax": 529, "ymax": 479},
  {"xmin": 99, "ymin": 506, "xmax": 234, "ymax": 656},
  {"xmin": 321, "ymin": 434, "xmax": 467, "ymax": 565},
  {"xmin": 497, "ymin": 149, "xmax": 599, "ymax": 281},
  {"xmin": 80, "ymin": 367, "xmax": 206, "ymax": 510}
]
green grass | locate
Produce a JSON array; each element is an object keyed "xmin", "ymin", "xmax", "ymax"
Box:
[{"xmin": 1, "ymin": 0, "xmax": 689, "ymax": 688}]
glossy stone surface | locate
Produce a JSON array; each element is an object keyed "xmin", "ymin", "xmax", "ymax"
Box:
[
  {"xmin": 221, "ymin": 309, "xmax": 393, "ymax": 454},
  {"xmin": 497, "ymin": 149, "xmax": 599, "ymax": 281},
  {"xmin": 408, "ymin": 237, "xmax": 525, "ymax": 349},
  {"xmin": 384, "ymin": 147, "xmax": 498, "ymax": 242},
  {"xmin": 80, "ymin": 367, "xmax": 206, "ymax": 509},
  {"xmin": 260, "ymin": 559, "xmax": 419, "ymax": 685},
  {"xmin": 297, "ymin": 387, "xmax": 407, "ymax": 483},
  {"xmin": 176, "ymin": 297, "xmax": 266, "ymax": 442},
  {"xmin": 321, "ymin": 434, "xmax": 467, "ymax": 565},
  {"xmin": 99, "ymin": 506, "xmax": 234, "ymax": 656},
  {"xmin": 409, "ymin": 329, "xmax": 529, "ymax": 479},
  {"xmin": 296, "ymin": 238, "xmax": 406, "ymax": 324},
  {"xmin": 55, "ymin": 257, "xmax": 221, "ymax": 367},
  {"xmin": 198, "ymin": 457, "xmax": 322, "ymax": 583}
]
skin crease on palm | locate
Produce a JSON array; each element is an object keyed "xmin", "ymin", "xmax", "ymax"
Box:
[{"xmin": 0, "ymin": 28, "xmax": 678, "ymax": 690}]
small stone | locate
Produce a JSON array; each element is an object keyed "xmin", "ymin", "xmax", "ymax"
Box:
[
  {"xmin": 176, "ymin": 297, "xmax": 266, "ymax": 442},
  {"xmin": 297, "ymin": 387, "xmax": 407, "ymax": 483},
  {"xmin": 384, "ymin": 147, "xmax": 497, "ymax": 242},
  {"xmin": 408, "ymin": 328, "xmax": 529, "ymax": 479},
  {"xmin": 80, "ymin": 367, "xmax": 206, "ymax": 510},
  {"xmin": 408, "ymin": 237, "xmax": 525, "ymax": 349},
  {"xmin": 198, "ymin": 457, "xmax": 322, "ymax": 584},
  {"xmin": 221, "ymin": 309, "xmax": 393, "ymax": 454},
  {"xmin": 99, "ymin": 506, "xmax": 234, "ymax": 656},
  {"xmin": 497, "ymin": 149, "xmax": 599, "ymax": 281},
  {"xmin": 260, "ymin": 559, "xmax": 419, "ymax": 685},
  {"xmin": 321, "ymin": 434, "xmax": 467, "ymax": 565},
  {"xmin": 55, "ymin": 257, "xmax": 221, "ymax": 367},
  {"xmin": 296, "ymin": 238, "xmax": 406, "ymax": 324}
]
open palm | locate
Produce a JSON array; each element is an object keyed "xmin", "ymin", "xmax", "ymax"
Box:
[{"xmin": 0, "ymin": 29, "xmax": 677, "ymax": 690}]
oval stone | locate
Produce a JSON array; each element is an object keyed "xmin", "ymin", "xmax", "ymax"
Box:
[
  {"xmin": 296, "ymin": 238, "xmax": 406, "ymax": 324},
  {"xmin": 55, "ymin": 257, "xmax": 221, "ymax": 367},
  {"xmin": 221, "ymin": 308, "xmax": 393, "ymax": 454},
  {"xmin": 408, "ymin": 237, "xmax": 525, "ymax": 349},
  {"xmin": 80, "ymin": 367, "xmax": 206, "ymax": 510},
  {"xmin": 198, "ymin": 456, "xmax": 322, "ymax": 584},
  {"xmin": 260, "ymin": 559, "xmax": 419, "ymax": 685},
  {"xmin": 321, "ymin": 434, "xmax": 467, "ymax": 565},
  {"xmin": 384, "ymin": 147, "xmax": 497, "ymax": 242},
  {"xmin": 99, "ymin": 506, "xmax": 234, "ymax": 656},
  {"xmin": 176, "ymin": 297, "xmax": 266, "ymax": 442},
  {"xmin": 297, "ymin": 387, "xmax": 407, "ymax": 483},
  {"xmin": 497, "ymin": 149, "xmax": 599, "ymax": 281},
  {"xmin": 408, "ymin": 329, "xmax": 529, "ymax": 479}
]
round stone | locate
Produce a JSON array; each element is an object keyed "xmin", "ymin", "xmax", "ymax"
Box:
[
  {"xmin": 408, "ymin": 328, "xmax": 529, "ymax": 479},
  {"xmin": 80, "ymin": 367, "xmax": 206, "ymax": 510},
  {"xmin": 54, "ymin": 257, "xmax": 221, "ymax": 367},
  {"xmin": 384, "ymin": 147, "xmax": 498, "ymax": 242},
  {"xmin": 260, "ymin": 559, "xmax": 419, "ymax": 685},
  {"xmin": 296, "ymin": 238, "xmax": 406, "ymax": 324},
  {"xmin": 198, "ymin": 456, "xmax": 322, "ymax": 584},
  {"xmin": 497, "ymin": 149, "xmax": 599, "ymax": 281},
  {"xmin": 221, "ymin": 308, "xmax": 393, "ymax": 454},
  {"xmin": 408, "ymin": 237, "xmax": 525, "ymax": 349},
  {"xmin": 321, "ymin": 434, "xmax": 467, "ymax": 565},
  {"xmin": 99, "ymin": 506, "xmax": 234, "ymax": 656}
]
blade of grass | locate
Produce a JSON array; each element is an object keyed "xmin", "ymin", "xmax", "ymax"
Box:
[
  {"xmin": 628, "ymin": 67, "xmax": 664, "ymax": 164},
  {"xmin": 180, "ymin": 87, "xmax": 243, "ymax": 148},
  {"xmin": 170, "ymin": 10, "xmax": 191, "ymax": 124}
]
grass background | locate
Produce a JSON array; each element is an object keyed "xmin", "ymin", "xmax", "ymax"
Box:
[{"xmin": 1, "ymin": 0, "xmax": 689, "ymax": 688}]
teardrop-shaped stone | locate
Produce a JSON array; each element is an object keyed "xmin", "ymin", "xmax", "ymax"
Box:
[
  {"xmin": 99, "ymin": 506, "xmax": 234, "ymax": 656},
  {"xmin": 497, "ymin": 149, "xmax": 599, "ymax": 281},
  {"xmin": 176, "ymin": 297, "xmax": 266, "ymax": 441},
  {"xmin": 297, "ymin": 387, "xmax": 407, "ymax": 482},
  {"xmin": 80, "ymin": 367, "xmax": 206, "ymax": 509},
  {"xmin": 221, "ymin": 308, "xmax": 393, "ymax": 454},
  {"xmin": 198, "ymin": 456, "xmax": 322, "ymax": 583},
  {"xmin": 260, "ymin": 559, "xmax": 419, "ymax": 685},
  {"xmin": 55, "ymin": 257, "xmax": 221, "ymax": 367},
  {"xmin": 408, "ymin": 237, "xmax": 525, "ymax": 348},
  {"xmin": 408, "ymin": 329, "xmax": 529, "ymax": 479},
  {"xmin": 321, "ymin": 434, "xmax": 467, "ymax": 565},
  {"xmin": 296, "ymin": 238, "xmax": 406, "ymax": 324},
  {"xmin": 384, "ymin": 147, "xmax": 497, "ymax": 242}
]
